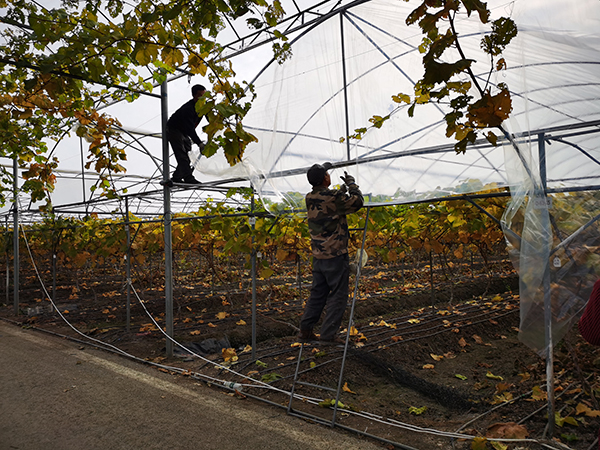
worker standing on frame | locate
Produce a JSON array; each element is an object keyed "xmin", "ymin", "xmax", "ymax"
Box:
[
  {"xmin": 164, "ymin": 84, "xmax": 206, "ymax": 185},
  {"xmin": 298, "ymin": 162, "xmax": 364, "ymax": 344}
]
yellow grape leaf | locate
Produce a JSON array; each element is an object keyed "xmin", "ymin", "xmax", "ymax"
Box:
[
  {"xmin": 531, "ymin": 385, "xmax": 547, "ymax": 401},
  {"xmin": 422, "ymin": 364, "xmax": 435, "ymax": 369},
  {"xmin": 259, "ymin": 267, "xmax": 274, "ymax": 279},
  {"xmin": 519, "ymin": 372, "xmax": 531, "ymax": 383},
  {"xmin": 495, "ymin": 382, "xmax": 512, "ymax": 394},
  {"xmin": 183, "ymin": 318, "xmax": 192, "ymax": 323},
  {"xmin": 471, "ymin": 437, "xmax": 488, "ymax": 450},
  {"xmin": 490, "ymin": 442, "xmax": 508, "ymax": 450},
  {"xmin": 391, "ymin": 336, "xmax": 403, "ymax": 342},
  {"xmin": 310, "ymin": 362, "xmax": 316, "ymax": 368},
  {"xmin": 241, "ymin": 345, "xmax": 252, "ymax": 353},
  {"xmin": 222, "ymin": 348, "xmax": 238, "ymax": 362},
  {"xmin": 408, "ymin": 406, "xmax": 427, "ymax": 415},
  {"xmin": 291, "ymin": 342, "xmax": 302, "ymax": 347},
  {"xmin": 576, "ymin": 403, "xmax": 600, "ymax": 417},
  {"xmin": 491, "ymin": 392, "xmax": 513, "ymax": 404},
  {"xmin": 458, "ymin": 337, "xmax": 468, "ymax": 347},
  {"xmin": 216, "ymin": 311, "xmax": 229, "ymax": 320},
  {"xmin": 492, "ymin": 295, "xmax": 503, "ymax": 302},
  {"xmin": 455, "ymin": 374, "xmax": 468, "ymax": 380},
  {"xmin": 555, "ymin": 412, "xmax": 578, "ymax": 427},
  {"xmin": 275, "ymin": 248, "xmax": 289, "ymax": 261},
  {"xmin": 343, "ymin": 382, "xmax": 357, "ymax": 394},
  {"xmin": 486, "ymin": 371, "xmax": 503, "ymax": 381},
  {"xmin": 408, "ymin": 318, "xmax": 420, "ymax": 324},
  {"xmin": 189, "ymin": 330, "xmax": 201, "ymax": 336},
  {"xmin": 430, "ymin": 353, "xmax": 443, "ymax": 361},
  {"xmin": 208, "ymin": 323, "xmax": 217, "ymax": 328},
  {"xmin": 236, "ymin": 319, "xmax": 247, "ymax": 326}
]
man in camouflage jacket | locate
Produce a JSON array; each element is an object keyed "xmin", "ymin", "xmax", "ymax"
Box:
[{"xmin": 298, "ymin": 163, "xmax": 364, "ymax": 343}]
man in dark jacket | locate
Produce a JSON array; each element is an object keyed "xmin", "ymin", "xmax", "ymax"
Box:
[
  {"xmin": 298, "ymin": 162, "xmax": 364, "ymax": 343},
  {"xmin": 166, "ymin": 84, "xmax": 206, "ymax": 184}
]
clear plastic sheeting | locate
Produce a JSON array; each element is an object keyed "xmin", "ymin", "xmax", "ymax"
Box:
[
  {"xmin": 197, "ymin": 0, "xmax": 600, "ymax": 211},
  {"xmin": 205, "ymin": 0, "xmax": 600, "ymax": 355}
]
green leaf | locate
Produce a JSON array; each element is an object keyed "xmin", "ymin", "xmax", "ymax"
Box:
[
  {"xmin": 455, "ymin": 374, "xmax": 468, "ymax": 380},
  {"xmin": 408, "ymin": 406, "xmax": 427, "ymax": 415},
  {"xmin": 261, "ymin": 372, "xmax": 282, "ymax": 383},
  {"xmin": 255, "ymin": 360, "xmax": 268, "ymax": 369}
]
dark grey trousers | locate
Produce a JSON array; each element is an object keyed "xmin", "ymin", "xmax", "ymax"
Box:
[
  {"xmin": 167, "ymin": 126, "xmax": 193, "ymax": 181},
  {"xmin": 300, "ymin": 254, "xmax": 349, "ymax": 340}
]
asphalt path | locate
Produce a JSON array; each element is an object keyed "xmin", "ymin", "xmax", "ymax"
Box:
[{"xmin": 0, "ymin": 320, "xmax": 382, "ymax": 450}]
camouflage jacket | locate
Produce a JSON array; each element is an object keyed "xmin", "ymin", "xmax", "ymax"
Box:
[{"xmin": 306, "ymin": 184, "xmax": 364, "ymax": 259}]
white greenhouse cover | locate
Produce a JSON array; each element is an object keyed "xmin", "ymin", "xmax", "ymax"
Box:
[{"xmin": 14, "ymin": 0, "xmax": 600, "ymax": 354}]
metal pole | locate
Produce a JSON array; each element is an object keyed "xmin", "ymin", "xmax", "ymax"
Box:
[
  {"xmin": 538, "ymin": 132, "xmax": 555, "ymax": 437},
  {"xmin": 52, "ymin": 230, "xmax": 57, "ymax": 308},
  {"xmin": 13, "ymin": 158, "xmax": 19, "ymax": 315},
  {"xmin": 125, "ymin": 196, "xmax": 132, "ymax": 332},
  {"xmin": 340, "ymin": 12, "xmax": 351, "ymax": 161},
  {"xmin": 79, "ymin": 136, "xmax": 88, "ymax": 216},
  {"xmin": 161, "ymin": 80, "xmax": 174, "ymax": 357},
  {"xmin": 251, "ymin": 189, "xmax": 257, "ymax": 361},
  {"xmin": 5, "ymin": 216, "xmax": 9, "ymax": 306},
  {"xmin": 332, "ymin": 206, "xmax": 370, "ymax": 425}
]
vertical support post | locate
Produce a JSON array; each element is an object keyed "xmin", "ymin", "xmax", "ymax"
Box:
[
  {"xmin": 52, "ymin": 228, "xmax": 57, "ymax": 308},
  {"xmin": 250, "ymin": 188, "xmax": 257, "ymax": 361},
  {"xmin": 161, "ymin": 81, "xmax": 174, "ymax": 357},
  {"xmin": 13, "ymin": 158, "xmax": 19, "ymax": 315},
  {"xmin": 340, "ymin": 13, "xmax": 351, "ymax": 161},
  {"xmin": 538, "ymin": 132, "xmax": 555, "ymax": 437},
  {"xmin": 5, "ymin": 216, "xmax": 9, "ymax": 306},
  {"xmin": 539, "ymin": 133, "xmax": 548, "ymax": 192},
  {"xmin": 125, "ymin": 196, "xmax": 132, "ymax": 332},
  {"xmin": 79, "ymin": 136, "xmax": 88, "ymax": 216}
]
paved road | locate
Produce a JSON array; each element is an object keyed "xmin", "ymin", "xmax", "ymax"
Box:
[{"xmin": 0, "ymin": 320, "xmax": 382, "ymax": 450}]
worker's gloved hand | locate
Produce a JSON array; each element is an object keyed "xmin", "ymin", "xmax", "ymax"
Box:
[{"xmin": 340, "ymin": 171, "xmax": 356, "ymax": 187}]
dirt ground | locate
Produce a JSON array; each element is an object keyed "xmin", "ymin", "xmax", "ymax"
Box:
[{"xmin": 2, "ymin": 259, "xmax": 600, "ymax": 450}]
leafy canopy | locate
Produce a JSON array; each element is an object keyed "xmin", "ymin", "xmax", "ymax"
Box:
[
  {"xmin": 0, "ymin": 0, "xmax": 287, "ymax": 208},
  {"xmin": 344, "ymin": 0, "xmax": 518, "ymax": 154}
]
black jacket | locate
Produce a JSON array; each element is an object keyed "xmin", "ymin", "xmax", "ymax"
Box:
[{"xmin": 167, "ymin": 99, "xmax": 203, "ymax": 146}]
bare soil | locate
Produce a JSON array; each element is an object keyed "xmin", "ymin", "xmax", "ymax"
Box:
[{"xmin": 2, "ymin": 257, "xmax": 599, "ymax": 450}]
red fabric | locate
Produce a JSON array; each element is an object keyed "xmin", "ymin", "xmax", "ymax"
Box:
[
  {"xmin": 579, "ymin": 280, "xmax": 600, "ymax": 346},
  {"xmin": 578, "ymin": 280, "xmax": 600, "ymax": 450}
]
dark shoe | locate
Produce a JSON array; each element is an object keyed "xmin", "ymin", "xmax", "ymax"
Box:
[
  {"xmin": 298, "ymin": 330, "xmax": 318, "ymax": 342},
  {"xmin": 172, "ymin": 176, "xmax": 184, "ymax": 183},
  {"xmin": 159, "ymin": 179, "xmax": 174, "ymax": 187}
]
